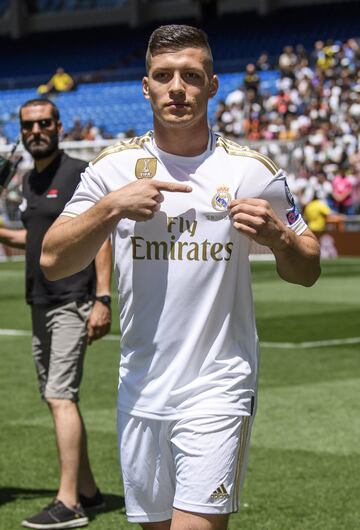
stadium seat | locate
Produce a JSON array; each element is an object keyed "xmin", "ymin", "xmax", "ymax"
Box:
[
  {"xmin": 1, "ymin": 3, "xmax": 360, "ymax": 80},
  {"xmin": 0, "ymin": 69, "xmax": 279, "ymax": 142},
  {"xmin": 0, "ymin": 0, "xmax": 8, "ymax": 15}
]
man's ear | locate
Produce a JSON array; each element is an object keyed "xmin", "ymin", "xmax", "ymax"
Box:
[
  {"xmin": 142, "ymin": 77, "xmax": 150, "ymax": 100},
  {"xmin": 57, "ymin": 120, "xmax": 64, "ymax": 135},
  {"xmin": 209, "ymin": 75, "xmax": 219, "ymax": 99}
]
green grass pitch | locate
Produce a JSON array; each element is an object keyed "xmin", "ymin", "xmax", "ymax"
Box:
[{"xmin": 0, "ymin": 258, "xmax": 359, "ymax": 529}]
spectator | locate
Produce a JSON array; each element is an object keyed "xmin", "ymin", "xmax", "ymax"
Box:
[
  {"xmin": 38, "ymin": 67, "xmax": 75, "ymax": 95},
  {"xmin": 81, "ymin": 120, "xmax": 97, "ymax": 141},
  {"xmin": 303, "ymin": 191, "xmax": 333, "ymax": 231},
  {"xmin": 63, "ymin": 118, "xmax": 113, "ymax": 142},
  {"xmin": 64, "ymin": 118, "xmax": 83, "ymax": 141},
  {"xmin": 225, "ymin": 84, "xmax": 245, "ymax": 107},
  {"xmin": 256, "ymin": 51, "xmax": 272, "ymax": 71},
  {"xmin": 332, "ymin": 165, "xmax": 354, "ymax": 214},
  {"xmin": 278, "ymin": 45, "xmax": 297, "ymax": 78},
  {"xmin": 0, "ymin": 98, "xmax": 112, "ymax": 529},
  {"xmin": 315, "ymin": 169, "xmax": 333, "ymax": 205},
  {"xmin": 243, "ymin": 63, "xmax": 260, "ymax": 95}
]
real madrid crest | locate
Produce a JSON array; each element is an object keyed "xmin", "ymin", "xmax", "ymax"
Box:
[
  {"xmin": 212, "ymin": 185, "xmax": 232, "ymax": 212},
  {"xmin": 135, "ymin": 158, "xmax": 157, "ymax": 179}
]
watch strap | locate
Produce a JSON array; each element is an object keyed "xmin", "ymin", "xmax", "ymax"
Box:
[{"xmin": 95, "ymin": 295, "xmax": 112, "ymax": 306}]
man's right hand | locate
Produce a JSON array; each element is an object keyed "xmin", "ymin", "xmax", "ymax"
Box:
[
  {"xmin": 40, "ymin": 179, "xmax": 191, "ymax": 281},
  {"xmin": 0, "ymin": 227, "xmax": 27, "ymax": 249},
  {"xmin": 110, "ymin": 179, "xmax": 192, "ymax": 221}
]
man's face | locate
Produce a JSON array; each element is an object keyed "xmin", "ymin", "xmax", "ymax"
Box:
[
  {"xmin": 142, "ymin": 47, "xmax": 218, "ymax": 130},
  {"xmin": 20, "ymin": 104, "xmax": 62, "ymax": 160}
]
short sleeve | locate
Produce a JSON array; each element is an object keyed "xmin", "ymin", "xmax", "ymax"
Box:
[
  {"xmin": 321, "ymin": 203, "xmax": 332, "ymax": 216},
  {"xmin": 260, "ymin": 172, "xmax": 308, "ymax": 235},
  {"xmin": 62, "ymin": 162, "xmax": 107, "ymax": 218}
]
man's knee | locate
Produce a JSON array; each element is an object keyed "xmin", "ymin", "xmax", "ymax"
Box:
[
  {"xmin": 140, "ymin": 521, "xmax": 171, "ymax": 530},
  {"xmin": 46, "ymin": 397, "xmax": 76, "ymax": 413},
  {"xmin": 171, "ymin": 509, "xmax": 229, "ymax": 530},
  {"xmin": 137, "ymin": 510, "xmax": 229, "ymax": 530}
]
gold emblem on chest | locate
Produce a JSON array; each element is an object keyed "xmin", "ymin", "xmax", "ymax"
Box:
[{"xmin": 135, "ymin": 158, "xmax": 157, "ymax": 179}]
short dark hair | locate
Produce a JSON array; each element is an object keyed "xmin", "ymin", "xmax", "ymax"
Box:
[
  {"xmin": 19, "ymin": 98, "xmax": 60, "ymax": 121},
  {"xmin": 146, "ymin": 24, "xmax": 214, "ymax": 76}
]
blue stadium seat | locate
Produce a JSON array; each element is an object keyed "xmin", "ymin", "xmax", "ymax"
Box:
[
  {"xmin": 0, "ymin": 70, "xmax": 279, "ymax": 142},
  {"xmin": 35, "ymin": 0, "xmax": 50, "ymax": 12},
  {"xmin": 34, "ymin": 0, "xmax": 126, "ymax": 11},
  {"xmin": 0, "ymin": 0, "xmax": 9, "ymax": 15},
  {"xmin": 1, "ymin": 2, "xmax": 360, "ymax": 80},
  {"xmin": 63, "ymin": 0, "xmax": 78, "ymax": 10}
]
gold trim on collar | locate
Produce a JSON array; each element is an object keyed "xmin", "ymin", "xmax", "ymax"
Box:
[
  {"xmin": 216, "ymin": 136, "xmax": 279, "ymax": 175},
  {"xmin": 92, "ymin": 132, "xmax": 152, "ymax": 164}
]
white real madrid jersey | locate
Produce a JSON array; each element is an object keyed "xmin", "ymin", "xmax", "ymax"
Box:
[{"xmin": 63, "ymin": 131, "xmax": 307, "ymax": 419}]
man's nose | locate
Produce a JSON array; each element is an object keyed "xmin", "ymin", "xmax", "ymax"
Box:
[
  {"xmin": 31, "ymin": 122, "xmax": 42, "ymax": 133},
  {"xmin": 169, "ymin": 73, "xmax": 185, "ymax": 95}
]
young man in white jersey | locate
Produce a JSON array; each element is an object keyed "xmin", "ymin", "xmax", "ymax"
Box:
[{"xmin": 40, "ymin": 25, "xmax": 321, "ymax": 530}]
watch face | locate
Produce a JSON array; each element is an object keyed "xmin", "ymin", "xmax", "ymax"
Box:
[{"xmin": 96, "ymin": 295, "xmax": 111, "ymax": 306}]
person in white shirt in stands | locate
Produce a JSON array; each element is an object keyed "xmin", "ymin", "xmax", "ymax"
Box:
[{"xmin": 40, "ymin": 24, "xmax": 321, "ymax": 530}]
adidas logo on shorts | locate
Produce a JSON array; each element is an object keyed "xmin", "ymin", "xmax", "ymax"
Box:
[{"xmin": 210, "ymin": 483, "xmax": 229, "ymax": 500}]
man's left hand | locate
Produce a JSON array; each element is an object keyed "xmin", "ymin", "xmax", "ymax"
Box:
[
  {"xmin": 87, "ymin": 300, "xmax": 111, "ymax": 345},
  {"xmin": 229, "ymin": 198, "xmax": 289, "ymax": 250}
]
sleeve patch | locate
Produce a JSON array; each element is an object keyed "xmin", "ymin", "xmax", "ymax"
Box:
[
  {"xmin": 286, "ymin": 205, "xmax": 300, "ymax": 225},
  {"xmin": 284, "ymin": 180, "xmax": 295, "ymax": 207}
]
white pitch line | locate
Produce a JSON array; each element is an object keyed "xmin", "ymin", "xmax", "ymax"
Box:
[
  {"xmin": 0, "ymin": 328, "xmax": 31, "ymax": 336},
  {"xmin": 105, "ymin": 334, "xmax": 121, "ymax": 341},
  {"xmin": 261, "ymin": 337, "xmax": 360, "ymax": 349},
  {"xmin": 0, "ymin": 329, "xmax": 359, "ymax": 349}
]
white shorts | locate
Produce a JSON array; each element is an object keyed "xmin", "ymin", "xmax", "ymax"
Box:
[{"xmin": 117, "ymin": 412, "xmax": 254, "ymax": 523}]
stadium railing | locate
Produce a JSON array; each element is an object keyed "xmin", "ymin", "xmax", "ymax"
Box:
[{"xmin": 0, "ymin": 137, "xmax": 304, "ymax": 170}]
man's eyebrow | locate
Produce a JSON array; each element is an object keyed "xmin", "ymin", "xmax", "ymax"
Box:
[{"xmin": 153, "ymin": 65, "xmax": 204, "ymax": 71}]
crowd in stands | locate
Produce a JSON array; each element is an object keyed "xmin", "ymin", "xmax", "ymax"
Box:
[
  {"xmin": 63, "ymin": 118, "xmax": 113, "ymax": 141},
  {"xmin": 1, "ymin": 37, "xmax": 360, "ymax": 227},
  {"xmin": 214, "ymin": 38, "xmax": 360, "ymax": 219}
]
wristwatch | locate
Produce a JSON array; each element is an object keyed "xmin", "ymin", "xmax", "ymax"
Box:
[{"xmin": 95, "ymin": 295, "xmax": 112, "ymax": 307}]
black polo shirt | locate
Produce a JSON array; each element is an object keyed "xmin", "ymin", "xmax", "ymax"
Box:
[{"xmin": 21, "ymin": 151, "xmax": 96, "ymax": 305}]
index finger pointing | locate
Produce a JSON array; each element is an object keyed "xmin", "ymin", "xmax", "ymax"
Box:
[{"xmin": 152, "ymin": 180, "xmax": 192, "ymax": 193}]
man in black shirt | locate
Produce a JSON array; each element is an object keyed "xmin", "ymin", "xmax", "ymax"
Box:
[{"xmin": 0, "ymin": 99, "xmax": 112, "ymax": 529}]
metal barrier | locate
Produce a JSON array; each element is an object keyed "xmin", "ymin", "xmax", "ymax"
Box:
[{"xmin": 0, "ymin": 137, "xmax": 304, "ymax": 168}]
